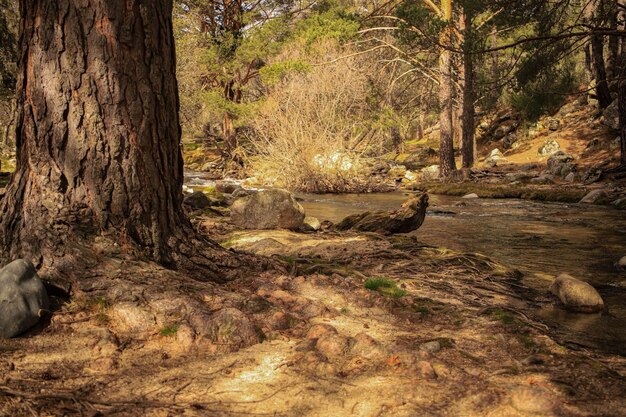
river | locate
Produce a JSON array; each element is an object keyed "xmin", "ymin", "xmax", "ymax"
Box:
[{"xmin": 298, "ymin": 192, "xmax": 626, "ymax": 355}]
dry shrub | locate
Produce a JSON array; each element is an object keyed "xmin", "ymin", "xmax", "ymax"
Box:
[{"xmin": 250, "ymin": 51, "xmax": 387, "ymax": 193}]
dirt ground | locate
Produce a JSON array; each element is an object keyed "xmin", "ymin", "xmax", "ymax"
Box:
[{"xmin": 1, "ymin": 215, "xmax": 625, "ymax": 416}]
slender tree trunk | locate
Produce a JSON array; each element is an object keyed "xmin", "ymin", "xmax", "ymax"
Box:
[
  {"xmin": 618, "ymin": 0, "xmax": 626, "ymax": 166},
  {"xmin": 607, "ymin": 3, "xmax": 619, "ymax": 81},
  {"xmin": 438, "ymin": 0, "xmax": 456, "ymax": 177},
  {"xmin": 460, "ymin": 8, "xmax": 475, "ymax": 169},
  {"xmin": 0, "ymin": 0, "xmax": 241, "ymax": 279},
  {"xmin": 592, "ymin": 34, "xmax": 613, "ymax": 109}
]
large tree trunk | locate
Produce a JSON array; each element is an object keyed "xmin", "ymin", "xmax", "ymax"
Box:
[
  {"xmin": 0, "ymin": 0, "xmax": 240, "ymax": 278},
  {"xmin": 438, "ymin": 0, "xmax": 456, "ymax": 177}
]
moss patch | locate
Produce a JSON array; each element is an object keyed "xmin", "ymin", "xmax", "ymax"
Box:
[{"xmin": 364, "ymin": 277, "xmax": 407, "ymax": 299}]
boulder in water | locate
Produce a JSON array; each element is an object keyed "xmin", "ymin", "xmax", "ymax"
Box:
[
  {"xmin": 231, "ymin": 189, "xmax": 305, "ymax": 230},
  {"xmin": 0, "ymin": 259, "xmax": 50, "ymax": 338},
  {"xmin": 334, "ymin": 194, "xmax": 429, "ymax": 234},
  {"xmin": 550, "ymin": 274, "xmax": 605, "ymax": 313}
]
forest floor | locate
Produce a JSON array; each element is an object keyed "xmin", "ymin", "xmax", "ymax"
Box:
[{"xmin": 1, "ymin": 209, "xmax": 626, "ymax": 416}]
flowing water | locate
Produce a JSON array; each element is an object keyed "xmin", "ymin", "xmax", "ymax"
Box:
[
  {"xmin": 184, "ymin": 174, "xmax": 626, "ymax": 354},
  {"xmin": 298, "ymin": 192, "xmax": 626, "ymax": 355}
]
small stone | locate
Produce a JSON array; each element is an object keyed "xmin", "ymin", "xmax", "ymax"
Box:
[
  {"xmin": 550, "ymin": 274, "xmax": 605, "ymax": 313},
  {"xmin": 419, "ymin": 341, "xmax": 441, "ymax": 354},
  {"xmin": 462, "ymin": 193, "xmax": 479, "ymax": 199},
  {"xmin": 0, "ymin": 259, "xmax": 49, "ymax": 338}
]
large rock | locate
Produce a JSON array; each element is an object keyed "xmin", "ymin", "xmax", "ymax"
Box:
[
  {"xmin": 601, "ymin": 100, "xmax": 619, "ymax": 130},
  {"xmin": 0, "ymin": 259, "xmax": 50, "ymax": 338},
  {"xmin": 547, "ymin": 151, "xmax": 575, "ymax": 177},
  {"xmin": 334, "ymin": 194, "xmax": 429, "ymax": 234},
  {"xmin": 484, "ymin": 148, "xmax": 506, "ymax": 168},
  {"xmin": 231, "ymin": 189, "xmax": 305, "ymax": 230},
  {"xmin": 550, "ymin": 274, "xmax": 605, "ymax": 313}
]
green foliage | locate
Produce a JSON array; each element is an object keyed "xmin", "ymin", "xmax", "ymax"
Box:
[
  {"xmin": 159, "ymin": 324, "xmax": 179, "ymax": 337},
  {"xmin": 295, "ymin": 10, "xmax": 359, "ymax": 45},
  {"xmin": 259, "ymin": 60, "xmax": 311, "ymax": 86},
  {"xmin": 364, "ymin": 278, "xmax": 407, "ymax": 299}
]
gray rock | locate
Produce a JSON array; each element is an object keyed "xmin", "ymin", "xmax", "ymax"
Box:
[
  {"xmin": 184, "ymin": 191, "xmax": 212, "ymax": 210},
  {"xmin": 231, "ymin": 189, "xmax": 305, "ymax": 230},
  {"xmin": 484, "ymin": 149, "xmax": 506, "ymax": 167},
  {"xmin": 462, "ymin": 193, "xmax": 479, "ymax": 199},
  {"xmin": 538, "ymin": 140, "xmax": 560, "ymax": 157},
  {"xmin": 0, "ymin": 259, "xmax": 49, "ymax": 338},
  {"xmin": 582, "ymin": 168, "xmax": 603, "ymax": 184},
  {"xmin": 550, "ymin": 274, "xmax": 605, "ymax": 313},
  {"xmin": 601, "ymin": 99, "xmax": 619, "ymax": 130},
  {"xmin": 579, "ymin": 189, "xmax": 608, "ymax": 204},
  {"xmin": 503, "ymin": 133, "xmax": 518, "ymax": 149},
  {"xmin": 493, "ymin": 122, "xmax": 517, "ymax": 139},
  {"xmin": 564, "ymin": 172, "xmax": 577, "ymax": 182}
]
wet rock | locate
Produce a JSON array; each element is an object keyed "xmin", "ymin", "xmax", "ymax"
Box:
[
  {"xmin": 184, "ymin": 191, "xmax": 212, "ymax": 210},
  {"xmin": 510, "ymin": 386, "xmax": 557, "ymax": 414},
  {"xmin": 421, "ymin": 165, "xmax": 441, "ymax": 181},
  {"xmin": 579, "ymin": 189, "xmax": 608, "ymax": 204},
  {"xmin": 419, "ymin": 341, "xmax": 441, "ymax": 354},
  {"xmin": 601, "ymin": 99, "xmax": 619, "ymax": 130},
  {"xmin": 550, "ymin": 274, "xmax": 605, "ymax": 313},
  {"xmin": 538, "ymin": 140, "xmax": 560, "ymax": 157},
  {"xmin": 334, "ymin": 194, "xmax": 429, "ymax": 234},
  {"xmin": 230, "ymin": 189, "xmax": 305, "ymax": 230},
  {"xmin": 462, "ymin": 193, "xmax": 479, "ymax": 199},
  {"xmin": 0, "ymin": 259, "xmax": 49, "ymax": 338},
  {"xmin": 110, "ymin": 302, "xmax": 156, "ymax": 333}
]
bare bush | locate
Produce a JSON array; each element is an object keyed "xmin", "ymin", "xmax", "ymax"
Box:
[{"xmin": 250, "ymin": 51, "xmax": 390, "ymax": 193}]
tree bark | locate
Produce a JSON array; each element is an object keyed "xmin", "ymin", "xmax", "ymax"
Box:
[
  {"xmin": 460, "ymin": 8, "xmax": 475, "ymax": 169},
  {"xmin": 0, "ymin": 0, "xmax": 241, "ymax": 278},
  {"xmin": 438, "ymin": 0, "xmax": 456, "ymax": 177},
  {"xmin": 618, "ymin": 0, "xmax": 626, "ymax": 166},
  {"xmin": 591, "ymin": 34, "xmax": 613, "ymax": 109}
]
